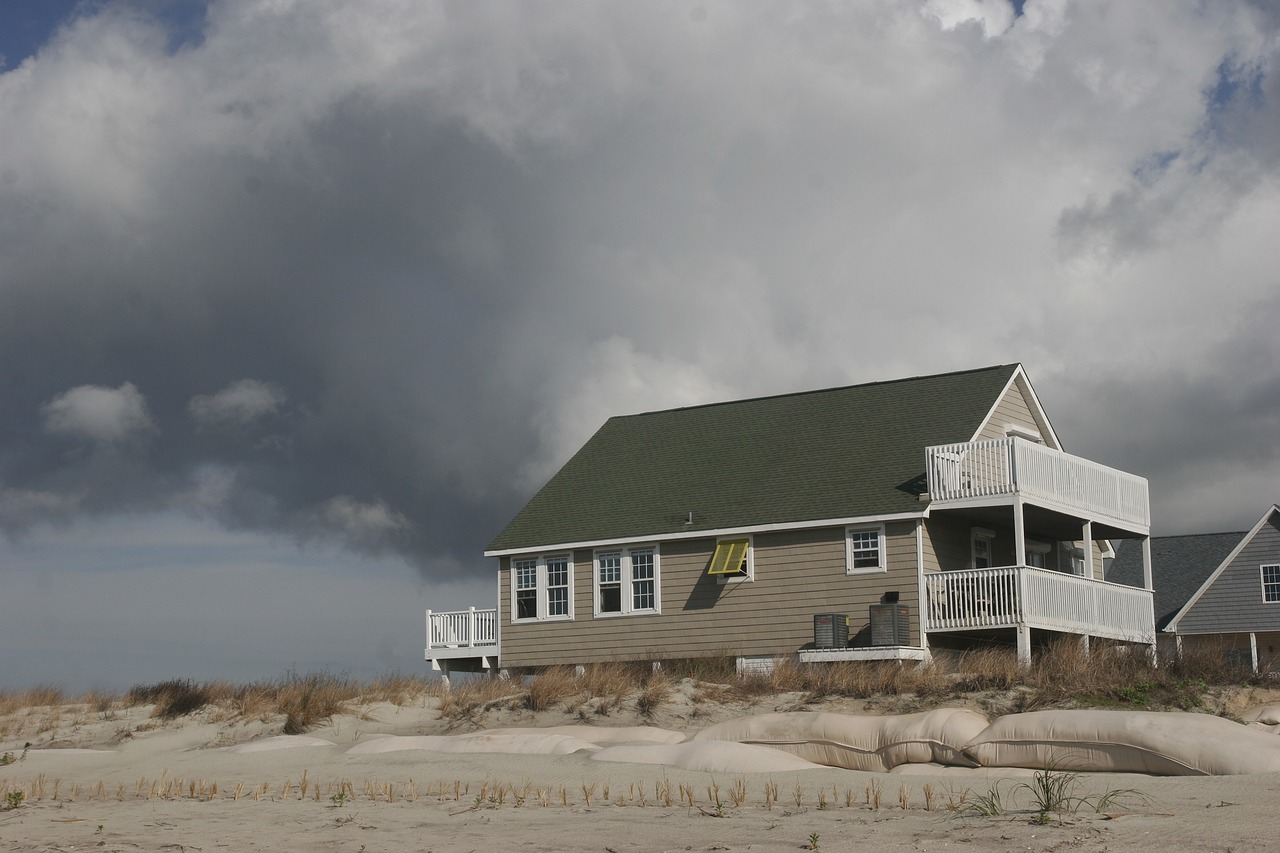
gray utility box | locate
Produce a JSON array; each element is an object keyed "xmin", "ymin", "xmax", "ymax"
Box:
[
  {"xmin": 869, "ymin": 604, "xmax": 910, "ymax": 646},
  {"xmin": 813, "ymin": 613, "xmax": 850, "ymax": 649}
]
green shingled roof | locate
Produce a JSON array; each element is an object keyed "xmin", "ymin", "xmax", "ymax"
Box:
[{"xmin": 487, "ymin": 364, "xmax": 1021, "ymax": 553}]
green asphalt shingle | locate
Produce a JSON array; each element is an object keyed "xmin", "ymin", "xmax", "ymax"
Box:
[{"xmin": 487, "ymin": 364, "xmax": 1021, "ymax": 552}]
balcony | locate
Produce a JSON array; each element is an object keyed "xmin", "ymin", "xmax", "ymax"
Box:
[
  {"xmin": 425, "ymin": 608, "xmax": 499, "ymax": 675},
  {"xmin": 923, "ymin": 566, "xmax": 1155, "ymax": 644},
  {"xmin": 925, "ymin": 438, "xmax": 1149, "ymax": 532}
]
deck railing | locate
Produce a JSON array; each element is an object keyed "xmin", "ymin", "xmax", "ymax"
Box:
[
  {"xmin": 923, "ymin": 566, "xmax": 1154, "ymax": 644},
  {"xmin": 925, "ymin": 438, "xmax": 1150, "ymax": 529},
  {"xmin": 426, "ymin": 607, "xmax": 498, "ymax": 652}
]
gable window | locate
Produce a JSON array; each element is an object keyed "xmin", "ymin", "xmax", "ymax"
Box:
[
  {"xmin": 594, "ymin": 546, "xmax": 661, "ymax": 616},
  {"xmin": 510, "ymin": 554, "xmax": 574, "ymax": 622},
  {"xmin": 846, "ymin": 525, "xmax": 886, "ymax": 574},
  {"xmin": 972, "ymin": 529, "xmax": 995, "ymax": 569},
  {"xmin": 1263, "ymin": 565, "xmax": 1280, "ymax": 603},
  {"xmin": 708, "ymin": 537, "xmax": 753, "ymax": 583}
]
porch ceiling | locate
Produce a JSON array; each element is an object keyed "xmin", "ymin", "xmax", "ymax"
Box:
[{"xmin": 931, "ymin": 502, "xmax": 1143, "ymax": 541}]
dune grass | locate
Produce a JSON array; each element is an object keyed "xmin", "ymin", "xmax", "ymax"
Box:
[{"xmin": 0, "ymin": 639, "xmax": 1270, "ymax": 737}]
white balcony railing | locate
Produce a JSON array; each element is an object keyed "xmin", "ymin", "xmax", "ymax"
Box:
[
  {"xmin": 923, "ymin": 566, "xmax": 1155, "ymax": 644},
  {"xmin": 926, "ymin": 438, "xmax": 1150, "ymax": 530},
  {"xmin": 426, "ymin": 607, "xmax": 498, "ymax": 660}
]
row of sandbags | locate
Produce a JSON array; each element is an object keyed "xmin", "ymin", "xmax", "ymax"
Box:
[{"xmin": 690, "ymin": 708, "xmax": 1280, "ymax": 775}]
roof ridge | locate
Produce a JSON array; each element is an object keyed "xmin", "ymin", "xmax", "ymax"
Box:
[
  {"xmin": 620, "ymin": 363, "xmax": 1020, "ymax": 420},
  {"xmin": 1149, "ymin": 530, "xmax": 1248, "ymax": 541}
]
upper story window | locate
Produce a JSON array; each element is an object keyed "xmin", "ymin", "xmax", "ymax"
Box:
[
  {"xmin": 510, "ymin": 554, "xmax": 574, "ymax": 622},
  {"xmin": 846, "ymin": 525, "xmax": 886, "ymax": 574},
  {"xmin": 593, "ymin": 546, "xmax": 661, "ymax": 616},
  {"xmin": 708, "ymin": 537, "xmax": 753, "ymax": 583},
  {"xmin": 1262, "ymin": 564, "xmax": 1280, "ymax": 603}
]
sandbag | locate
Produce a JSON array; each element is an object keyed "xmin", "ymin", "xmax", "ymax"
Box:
[
  {"xmin": 459, "ymin": 725, "xmax": 685, "ymax": 746},
  {"xmin": 345, "ymin": 733, "xmax": 599, "ymax": 756},
  {"xmin": 1241, "ymin": 705, "xmax": 1280, "ymax": 725},
  {"xmin": 690, "ymin": 709, "xmax": 988, "ymax": 772},
  {"xmin": 962, "ymin": 710, "xmax": 1280, "ymax": 776},
  {"xmin": 591, "ymin": 741, "xmax": 820, "ymax": 773}
]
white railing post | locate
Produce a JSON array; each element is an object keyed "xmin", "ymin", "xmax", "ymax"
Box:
[
  {"xmin": 467, "ymin": 606, "xmax": 477, "ymax": 648},
  {"xmin": 425, "ymin": 609, "xmax": 433, "ymax": 650}
]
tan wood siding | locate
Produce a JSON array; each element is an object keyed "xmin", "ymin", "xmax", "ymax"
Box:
[
  {"xmin": 975, "ymin": 375, "xmax": 1044, "ymax": 442},
  {"xmin": 498, "ymin": 522, "xmax": 922, "ymax": 668},
  {"xmin": 1178, "ymin": 515, "xmax": 1280, "ymax": 635}
]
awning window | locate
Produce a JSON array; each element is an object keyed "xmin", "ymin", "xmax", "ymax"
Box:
[{"xmin": 707, "ymin": 538, "xmax": 750, "ymax": 575}]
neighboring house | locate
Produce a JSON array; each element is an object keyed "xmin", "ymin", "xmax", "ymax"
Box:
[
  {"xmin": 427, "ymin": 364, "xmax": 1155, "ymax": 679},
  {"xmin": 1110, "ymin": 506, "xmax": 1280, "ymax": 671}
]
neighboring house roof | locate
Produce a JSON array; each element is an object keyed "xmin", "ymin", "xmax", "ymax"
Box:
[
  {"xmin": 487, "ymin": 364, "xmax": 1022, "ymax": 554},
  {"xmin": 1165, "ymin": 504, "xmax": 1280, "ymax": 634},
  {"xmin": 1108, "ymin": 531, "xmax": 1245, "ymax": 630}
]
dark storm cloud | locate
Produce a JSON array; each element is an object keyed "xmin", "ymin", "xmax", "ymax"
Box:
[{"xmin": 2, "ymin": 0, "xmax": 1280, "ymax": 582}]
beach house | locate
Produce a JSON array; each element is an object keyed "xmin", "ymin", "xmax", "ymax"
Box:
[{"xmin": 427, "ymin": 364, "xmax": 1155, "ymax": 678}]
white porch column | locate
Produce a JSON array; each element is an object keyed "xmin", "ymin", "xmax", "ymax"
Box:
[
  {"xmin": 1081, "ymin": 521, "xmax": 1093, "ymax": 578},
  {"xmin": 915, "ymin": 519, "xmax": 930, "ymax": 650},
  {"xmin": 1141, "ymin": 536, "xmax": 1153, "ymax": 591},
  {"xmin": 1250, "ymin": 632, "xmax": 1259, "ymax": 673},
  {"xmin": 1013, "ymin": 496, "xmax": 1026, "ymax": 568}
]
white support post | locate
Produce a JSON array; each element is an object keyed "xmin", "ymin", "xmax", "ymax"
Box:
[
  {"xmin": 1250, "ymin": 632, "xmax": 1259, "ymax": 673},
  {"xmin": 1017, "ymin": 625, "xmax": 1032, "ymax": 668},
  {"xmin": 1081, "ymin": 521, "xmax": 1093, "ymax": 579},
  {"xmin": 1013, "ymin": 496, "xmax": 1026, "ymax": 570},
  {"xmin": 467, "ymin": 606, "xmax": 477, "ymax": 648},
  {"xmin": 915, "ymin": 519, "xmax": 930, "ymax": 652},
  {"xmin": 1141, "ymin": 536, "xmax": 1153, "ymax": 592}
]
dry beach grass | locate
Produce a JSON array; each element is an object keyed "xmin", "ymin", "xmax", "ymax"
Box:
[{"xmin": 3, "ymin": 646, "xmax": 1280, "ymax": 852}]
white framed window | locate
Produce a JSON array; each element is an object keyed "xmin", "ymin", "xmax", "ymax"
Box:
[
  {"xmin": 593, "ymin": 545, "xmax": 661, "ymax": 616},
  {"xmin": 971, "ymin": 528, "xmax": 995, "ymax": 569},
  {"xmin": 1262, "ymin": 564, "xmax": 1280, "ymax": 603},
  {"xmin": 1025, "ymin": 541, "xmax": 1050, "ymax": 569},
  {"xmin": 707, "ymin": 536, "xmax": 754, "ymax": 583},
  {"xmin": 509, "ymin": 554, "xmax": 574, "ymax": 622},
  {"xmin": 846, "ymin": 525, "xmax": 886, "ymax": 574}
]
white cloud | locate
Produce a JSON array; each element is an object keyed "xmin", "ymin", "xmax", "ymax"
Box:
[
  {"xmin": 40, "ymin": 382, "xmax": 154, "ymax": 444},
  {"xmin": 188, "ymin": 379, "xmax": 285, "ymax": 428},
  {"xmin": 321, "ymin": 496, "xmax": 411, "ymax": 542}
]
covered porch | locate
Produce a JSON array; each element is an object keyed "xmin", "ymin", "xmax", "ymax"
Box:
[{"xmin": 923, "ymin": 437, "xmax": 1155, "ymax": 663}]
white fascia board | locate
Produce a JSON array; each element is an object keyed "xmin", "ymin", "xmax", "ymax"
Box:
[
  {"xmin": 483, "ymin": 511, "xmax": 926, "ymax": 558},
  {"xmin": 1166, "ymin": 505, "xmax": 1280, "ymax": 633}
]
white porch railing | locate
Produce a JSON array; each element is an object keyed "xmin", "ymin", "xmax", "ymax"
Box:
[
  {"xmin": 926, "ymin": 438, "xmax": 1150, "ymax": 530},
  {"xmin": 923, "ymin": 566, "xmax": 1155, "ymax": 644},
  {"xmin": 426, "ymin": 607, "xmax": 498, "ymax": 658}
]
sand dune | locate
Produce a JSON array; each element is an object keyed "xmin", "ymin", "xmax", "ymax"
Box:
[{"xmin": 3, "ymin": 685, "xmax": 1280, "ymax": 852}]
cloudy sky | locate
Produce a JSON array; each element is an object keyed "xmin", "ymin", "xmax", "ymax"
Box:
[{"xmin": 2, "ymin": 0, "xmax": 1278, "ymax": 691}]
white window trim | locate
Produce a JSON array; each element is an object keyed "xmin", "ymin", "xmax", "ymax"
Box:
[
  {"xmin": 509, "ymin": 553, "xmax": 574, "ymax": 623},
  {"xmin": 971, "ymin": 527, "xmax": 995, "ymax": 569},
  {"xmin": 592, "ymin": 544, "xmax": 662, "ymax": 617},
  {"xmin": 846, "ymin": 524, "xmax": 887, "ymax": 575},
  {"xmin": 716, "ymin": 535, "xmax": 755, "ymax": 585},
  {"xmin": 1261, "ymin": 564, "xmax": 1280, "ymax": 604}
]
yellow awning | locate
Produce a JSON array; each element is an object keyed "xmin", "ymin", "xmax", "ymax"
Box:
[{"xmin": 707, "ymin": 539, "xmax": 749, "ymax": 575}]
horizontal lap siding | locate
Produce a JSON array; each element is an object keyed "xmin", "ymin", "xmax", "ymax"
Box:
[
  {"xmin": 1178, "ymin": 517, "xmax": 1280, "ymax": 634},
  {"xmin": 499, "ymin": 522, "xmax": 922, "ymax": 668},
  {"xmin": 975, "ymin": 376, "xmax": 1042, "ymax": 442}
]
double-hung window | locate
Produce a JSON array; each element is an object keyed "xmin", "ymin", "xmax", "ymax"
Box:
[
  {"xmin": 510, "ymin": 554, "xmax": 573, "ymax": 622},
  {"xmin": 846, "ymin": 525, "xmax": 886, "ymax": 574},
  {"xmin": 594, "ymin": 546, "xmax": 661, "ymax": 616},
  {"xmin": 971, "ymin": 528, "xmax": 995, "ymax": 569},
  {"xmin": 1262, "ymin": 564, "xmax": 1280, "ymax": 603}
]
